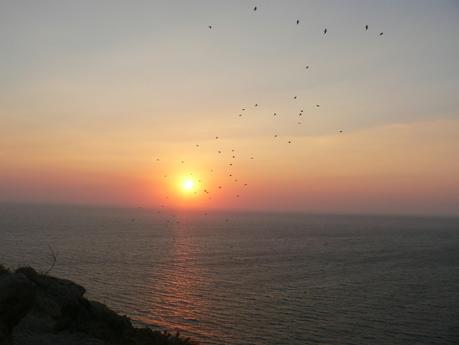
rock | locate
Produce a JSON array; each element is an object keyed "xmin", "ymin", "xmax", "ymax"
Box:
[
  {"xmin": 0, "ymin": 272, "xmax": 36, "ymax": 343},
  {"xmin": 1, "ymin": 266, "xmax": 199, "ymax": 344}
]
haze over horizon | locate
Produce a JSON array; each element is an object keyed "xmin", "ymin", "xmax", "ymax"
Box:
[{"xmin": 1, "ymin": 0, "xmax": 458, "ymax": 216}]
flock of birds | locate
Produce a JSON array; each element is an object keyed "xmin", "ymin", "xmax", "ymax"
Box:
[{"xmin": 149, "ymin": 5, "xmax": 385, "ymax": 224}]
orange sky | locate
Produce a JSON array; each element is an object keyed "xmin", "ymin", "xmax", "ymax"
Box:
[{"xmin": 1, "ymin": 1, "xmax": 458, "ymax": 215}]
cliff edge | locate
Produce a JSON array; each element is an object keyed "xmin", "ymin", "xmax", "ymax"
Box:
[{"xmin": 0, "ymin": 265, "xmax": 197, "ymax": 345}]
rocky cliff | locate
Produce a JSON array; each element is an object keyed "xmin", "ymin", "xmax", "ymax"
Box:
[{"xmin": 0, "ymin": 265, "xmax": 197, "ymax": 345}]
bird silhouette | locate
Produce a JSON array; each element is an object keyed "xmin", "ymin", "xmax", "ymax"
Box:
[
  {"xmin": 208, "ymin": 25, "xmax": 212, "ymax": 29},
  {"xmin": 365, "ymin": 25, "xmax": 368, "ymax": 31},
  {"xmin": 293, "ymin": 96, "xmax": 297, "ymax": 99},
  {"xmin": 253, "ymin": 6, "xmax": 257, "ymax": 11},
  {"xmin": 379, "ymin": 32, "xmax": 384, "ymax": 36},
  {"xmin": 305, "ymin": 65, "xmax": 309, "ymax": 69},
  {"xmin": 324, "ymin": 28, "xmax": 327, "ymax": 35},
  {"xmin": 296, "ymin": 20, "xmax": 300, "ymax": 25}
]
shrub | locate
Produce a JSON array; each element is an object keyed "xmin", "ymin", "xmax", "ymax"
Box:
[{"xmin": 0, "ymin": 263, "xmax": 9, "ymax": 274}]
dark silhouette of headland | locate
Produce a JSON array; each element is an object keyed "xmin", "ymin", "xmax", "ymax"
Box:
[{"xmin": 0, "ymin": 264, "xmax": 198, "ymax": 345}]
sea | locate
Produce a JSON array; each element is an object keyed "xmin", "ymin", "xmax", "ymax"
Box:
[{"xmin": 1, "ymin": 203, "xmax": 458, "ymax": 345}]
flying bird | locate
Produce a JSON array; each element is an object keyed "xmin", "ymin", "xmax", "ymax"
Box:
[
  {"xmin": 296, "ymin": 20, "xmax": 300, "ymax": 25},
  {"xmin": 293, "ymin": 96, "xmax": 297, "ymax": 99},
  {"xmin": 379, "ymin": 32, "xmax": 384, "ymax": 36},
  {"xmin": 316, "ymin": 104, "xmax": 320, "ymax": 107},
  {"xmin": 253, "ymin": 6, "xmax": 257, "ymax": 11},
  {"xmin": 365, "ymin": 25, "xmax": 368, "ymax": 31},
  {"xmin": 208, "ymin": 25, "xmax": 212, "ymax": 29},
  {"xmin": 323, "ymin": 28, "xmax": 327, "ymax": 35},
  {"xmin": 254, "ymin": 103, "xmax": 258, "ymax": 107},
  {"xmin": 305, "ymin": 65, "xmax": 309, "ymax": 69}
]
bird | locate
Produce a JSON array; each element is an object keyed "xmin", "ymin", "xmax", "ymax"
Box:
[
  {"xmin": 339, "ymin": 130, "xmax": 343, "ymax": 133},
  {"xmin": 253, "ymin": 6, "xmax": 257, "ymax": 11},
  {"xmin": 305, "ymin": 65, "xmax": 309, "ymax": 69},
  {"xmin": 379, "ymin": 32, "xmax": 384, "ymax": 36},
  {"xmin": 288, "ymin": 140, "xmax": 292, "ymax": 144},
  {"xmin": 274, "ymin": 134, "xmax": 278, "ymax": 137},
  {"xmin": 323, "ymin": 28, "xmax": 327, "ymax": 35},
  {"xmin": 296, "ymin": 20, "xmax": 300, "ymax": 25},
  {"xmin": 254, "ymin": 103, "xmax": 258, "ymax": 107},
  {"xmin": 316, "ymin": 104, "xmax": 320, "ymax": 107},
  {"xmin": 208, "ymin": 25, "xmax": 212, "ymax": 29},
  {"xmin": 273, "ymin": 112, "xmax": 277, "ymax": 116},
  {"xmin": 365, "ymin": 25, "xmax": 368, "ymax": 31},
  {"xmin": 215, "ymin": 136, "xmax": 219, "ymax": 139},
  {"xmin": 242, "ymin": 108, "xmax": 246, "ymax": 111},
  {"xmin": 293, "ymin": 96, "xmax": 297, "ymax": 99},
  {"xmin": 218, "ymin": 150, "xmax": 222, "ymax": 153},
  {"xmin": 196, "ymin": 144, "xmax": 200, "ymax": 147}
]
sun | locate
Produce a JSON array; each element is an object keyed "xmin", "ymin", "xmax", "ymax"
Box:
[{"xmin": 182, "ymin": 178, "xmax": 195, "ymax": 191}]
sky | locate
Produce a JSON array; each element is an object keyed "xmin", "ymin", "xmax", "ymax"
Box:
[{"xmin": 1, "ymin": 0, "xmax": 458, "ymax": 215}]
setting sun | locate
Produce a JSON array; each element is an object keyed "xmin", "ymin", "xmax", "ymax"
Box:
[{"xmin": 182, "ymin": 178, "xmax": 195, "ymax": 191}]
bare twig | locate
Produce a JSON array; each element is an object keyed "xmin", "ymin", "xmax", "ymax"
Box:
[{"xmin": 45, "ymin": 244, "xmax": 57, "ymax": 275}]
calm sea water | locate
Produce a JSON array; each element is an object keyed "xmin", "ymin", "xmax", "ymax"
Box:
[{"xmin": 1, "ymin": 203, "xmax": 458, "ymax": 344}]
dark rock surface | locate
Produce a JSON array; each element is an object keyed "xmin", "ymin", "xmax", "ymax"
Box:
[{"xmin": 0, "ymin": 266, "xmax": 197, "ymax": 345}]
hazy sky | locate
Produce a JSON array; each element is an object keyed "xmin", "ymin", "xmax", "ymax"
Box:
[{"xmin": 1, "ymin": 0, "xmax": 458, "ymax": 215}]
